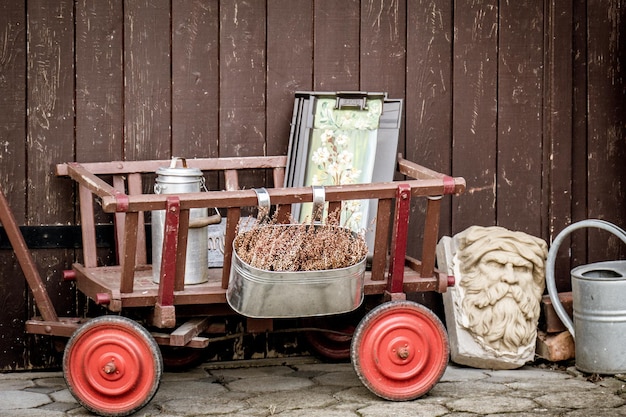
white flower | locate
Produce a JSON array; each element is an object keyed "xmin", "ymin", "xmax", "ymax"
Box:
[
  {"xmin": 347, "ymin": 169, "xmax": 361, "ymax": 182},
  {"xmin": 320, "ymin": 130, "xmax": 334, "ymax": 143},
  {"xmin": 336, "ymin": 134, "xmax": 349, "ymax": 147},
  {"xmin": 311, "ymin": 147, "xmax": 331, "ymax": 165},
  {"xmin": 326, "ymin": 162, "xmax": 340, "ymax": 179},
  {"xmin": 337, "ymin": 150, "xmax": 353, "ymax": 166}
]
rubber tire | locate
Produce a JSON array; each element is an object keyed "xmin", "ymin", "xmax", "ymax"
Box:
[
  {"xmin": 160, "ymin": 346, "xmax": 206, "ymax": 372},
  {"xmin": 63, "ymin": 316, "xmax": 163, "ymax": 417},
  {"xmin": 351, "ymin": 300, "xmax": 449, "ymax": 401},
  {"xmin": 302, "ymin": 316, "xmax": 359, "ymax": 361}
]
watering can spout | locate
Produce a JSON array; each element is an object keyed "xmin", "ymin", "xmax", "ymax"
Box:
[{"xmin": 546, "ymin": 219, "xmax": 626, "ymax": 374}]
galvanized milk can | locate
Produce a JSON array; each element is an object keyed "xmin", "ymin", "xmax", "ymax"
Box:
[
  {"xmin": 546, "ymin": 219, "xmax": 626, "ymax": 374},
  {"xmin": 152, "ymin": 157, "xmax": 219, "ymax": 284}
]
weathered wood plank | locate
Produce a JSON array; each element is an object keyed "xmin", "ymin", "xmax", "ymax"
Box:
[
  {"xmin": 452, "ymin": 0, "xmax": 498, "ymax": 232},
  {"xmin": 586, "ymin": 0, "xmax": 626, "ymax": 262},
  {"xmin": 75, "ymin": 0, "xmax": 123, "ymax": 163},
  {"xmin": 26, "ymin": 0, "xmax": 76, "ymax": 369},
  {"xmin": 545, "ymin": 0, "xmax": 575, "ymax": 290},
  {"xmin": 405, "ymin": 0, "xmax": 453, "ymax": 257},
  {"xmin": 266, "ymin": 0, "xmax": 313, "ymax": 157},
  {"xmin": 313, "ymin": 0, "xmax": 360, "ymax": 90},
  {"xmin": 219, "ymin": 0, "xmax": 266, "ymax": 159},
  {"xmin": 360, "ymin": 0, "xmax": 407, "ymax": 98},
  {"xmin": 172, "ymin": 0, "xmax": 219, "ymax": 160},
  {"xmin": 497, "ymin": 0, "xmax": 544, "ymax": 236},
  {"xmin": 570, "ymin": 0, "xmax": 589, "ymax": 273},
  {"xmin": 124, "ymin": 0, "xmax": 171, "ymax": 161},
  {"xmin": 0, "ymin": 0, "xmax": 27, "ymax": 371},
  {"xmin": 219, "ymin": 0, "xmax": 266, "ymax": 193},
  {"xmin": 360, "ymin": 0, "xmax": 407, "ymax": 171}
]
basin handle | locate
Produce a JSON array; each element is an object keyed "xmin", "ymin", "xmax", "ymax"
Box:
[
  {"xmin": 253, "ymin": 188, "xmax": 271, "ymax": 223},
  {"xmin": 311, "ymin": 185, "xmax": 325, "ymax": 224}
]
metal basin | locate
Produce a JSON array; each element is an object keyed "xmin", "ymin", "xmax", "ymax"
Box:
[{"xmin": 227, "ymin": 226, "xmax": 366, "ymax": 318}]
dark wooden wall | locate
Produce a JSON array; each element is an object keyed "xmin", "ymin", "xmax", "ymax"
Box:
[{"xmin": 0, "ymin": 0, "xmax": 624, "ymax": 370}]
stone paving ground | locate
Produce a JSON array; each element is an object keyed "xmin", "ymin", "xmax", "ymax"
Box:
[{"xmin": 1, "ymin": 356, "xmax": 626, "ymax": 416}]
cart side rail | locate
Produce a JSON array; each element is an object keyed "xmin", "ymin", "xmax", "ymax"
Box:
[
  {"xmin": 55, "ymin": 155, "xmax": 289, "ymax": 176},
  {"xmin": 55, "ymin": 155, "xmax": 465, "ymax": 308}
]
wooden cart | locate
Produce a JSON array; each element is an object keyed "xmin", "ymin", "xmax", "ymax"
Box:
[{"xmin": 2, "ymin": 154, "xmax": 464, "ymax": 416}]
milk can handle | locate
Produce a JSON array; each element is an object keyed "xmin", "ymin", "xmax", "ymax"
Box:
[
  {"xmin": 169, "ymin": 157, "xmax": 188, "ymax": 168},
  {"xmin": 546, "ymin": 219, "xmax": 626, "ymax": 338}
]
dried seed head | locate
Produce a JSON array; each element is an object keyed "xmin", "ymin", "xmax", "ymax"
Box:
[{"xmin": 234, "ymin": 218, "xmax": 367, "ymax": 272}]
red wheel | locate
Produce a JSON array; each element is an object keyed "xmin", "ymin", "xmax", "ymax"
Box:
[
  {"xmin": 303, "ymin": 324, "xmax": 355, "ymax": 361},
  {"xmin": 351, "ymin": 301, "xmax": 449, "ymax": 401},
  {"xmin": 63, "ymin": 316, "xmax": 163, "ymax": 417},
  {"xmin": 302, "ymin": 315, "xmax": 360, "ymax": 361},
  {"xmin": 160, "ymin": 346, "xmax": 206, "ymax": 371}
]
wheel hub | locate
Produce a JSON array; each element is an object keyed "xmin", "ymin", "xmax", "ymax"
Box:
[
  {"xmin": 394, "ymin": 343, "xmax": 410, "ymax": 360},
  {"xmin": 102, "ymin": 360, "xmax": 117, "ymax": 375}
]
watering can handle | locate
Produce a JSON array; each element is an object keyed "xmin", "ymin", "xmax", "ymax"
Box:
[{"xmin": 546, "ymin": 219, "xmax": 626, "ymax": 338}]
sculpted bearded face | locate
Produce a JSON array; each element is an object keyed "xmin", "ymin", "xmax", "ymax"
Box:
[{"xmin": 455, "ymin": 226, "xmax": 548, "ymax": 354}]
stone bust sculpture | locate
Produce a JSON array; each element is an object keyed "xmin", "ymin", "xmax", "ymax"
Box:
[{"xmin": 439, "ymin": 226, "xmax": 548, "ymax": 369}]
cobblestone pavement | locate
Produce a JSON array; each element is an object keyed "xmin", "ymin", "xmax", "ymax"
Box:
[{"xmin": 1, "ymin": 357, "xmax": 625, "ymax": 416}]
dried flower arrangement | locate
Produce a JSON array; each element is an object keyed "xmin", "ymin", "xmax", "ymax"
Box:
[{"xmin": 233, "ymin": 212, "xmax": 368, "ymax": 272}]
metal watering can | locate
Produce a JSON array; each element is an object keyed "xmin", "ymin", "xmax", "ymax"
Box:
[
  {"xmin": 151, "ymin": 157, "xmax": 221, "ymax": 284},
  {"xmin": 546, "ymin": 219, "xmax": 626, "ymax": 374}
]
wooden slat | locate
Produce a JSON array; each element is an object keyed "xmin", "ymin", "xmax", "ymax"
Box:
[
  {"xmin": 170, "ymin": 318, "xmax": 209, "ymax": 347},
  {"xmin": 0, "ymin": 0, "xmax": 28, "ymax": 370},
  {"xmin": 113, "ymin": 175, "xmax": 126, "ymax": 264},
  {"xmin": 545, "ymin": 1, "xmax": 575, "ymax": 289},
  {"xmin": 586, "ymin": 0, "xmax": 626, "ymax": 262},
  {"xmin": 56, "ymin": 156, "xmax": 289, "ymax": 176},
  {"xmin": 174, "ymin": 209, "xmax": 190, "ymax": 292},
  {"xmin": 360, "ymin": 0, "xmax": 407, "ymax": 99},
  {"xmin": 127, "ymin": 173, "xmax": 146, "ymax": 264},
  {"xmin": 399, "ymin": 157, "xmax": 453, "ymax": 180},
  {"xmin": 497, "ymin": 0, "xmax": 544, "ymax": 236},
  {"xmin": 99, "ymin": 178, "xmax": 465, "ymax": 213},
  {"xmin": 570, "ymin": 0, "xmax": 589, "ymax": 275},
  {"xmin": 313, "ymin": 0, "xmax": 360, "ymax": 90},
  {"xmin": 119, "ymin": 211, "xmax": 139, "ymax": 293},
  {"xmin": 406, "ymin": 0, "xmax": 453, "ymax": 258},
  {"xmin": 266, "ymin": 0, "xmax": 313, "ymax": 156},
  {"xmin": 171, "ymin": 0, "xmax": 219, "ymax": 160},
  {"xmin": 224, "ymin": 169, "xmax": 239, "ymax": 192},
  {"xmin": 371, "ymin": 198, "xmax": 391, "ymax": 281},
  {"xmin": 26, "ymin": 0, "xmax": 76, "ymax": 370},
  {"xmin": 75, "ymin": 0, "xmax": 123, "ymax": 163},
  {"xmin": 66, "ymin": 163, "xmax": 121, "ymax": 198},
  {"xmin": 79, "ymin": 185, "xmax": 99, "ymax": 268},
  {"xmin": 327, "ymin": 201, "xmax": 342, "ymax": 222},
  {"xmin": 272, "ymin": 167, "xmax": 285, "ymax": 188},
  {"xmin": 222, "ymin": 208, "xmax": 241, "ymax": 289},
  {"xmin": 452, "ymin": 0, "xmax": 498, "ymax": 231},
  {"xmin": 0, "ymin": 187, "xmax": 57, "ymax": 323},
  {"xmin": 421, "ymin": 197, "xmax": 442, "ymax": 279},
  {"xmin": 219, "ymin": 0, "xmax": 266, "ymax": 180},
  {"xmin": 152, "ymin": 334, "xmax": 210, "ymax": 349},
  {"xmin": 124, "ymin": 0, "xmax": 171, "ymax": 161}
]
